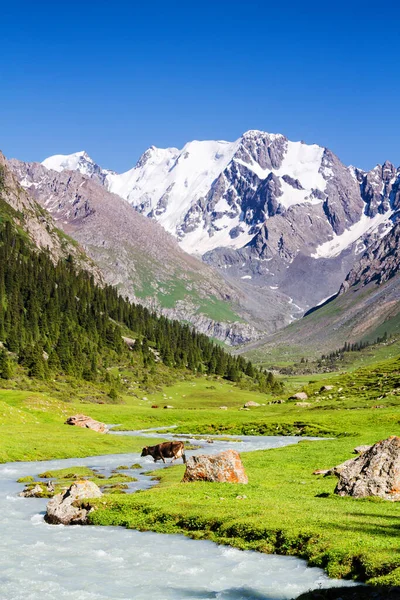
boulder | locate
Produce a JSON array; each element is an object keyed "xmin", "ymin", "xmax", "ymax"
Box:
[
  {"xmin": 320, "ymin": 385, "xmax": 334, "ymax": 392},
  {"xmin": 45, "ymin": 480, "xmax": 102, "ymax": 525},
  {"xmin": 289, "ymin": 392, "xmax": 308, "ymax": 401},
  {"xmin": 219, "ymin": 406, "xmax": 228, "ymax": 410},
  {"xmin": 295, "ymin": 402, "xmax": 311, "ymax": 407},
  {"xmin": 65, "ymin": 414, "xmax": 108, "ymax": 433},
  {"xmin": 244, "ymin": 401, "xmax": 260, "ymax": 408},
  {"xmin": 182, "ymin": 450, "xmax": 248, "ymax": 484},
  {"xmin": 335, "ymin": 436, "xmax": 400, "ymax": 499}
]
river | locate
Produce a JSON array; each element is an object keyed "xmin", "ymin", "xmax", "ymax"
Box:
[{"xmin": 0, "ymin": 431, "xmax": 358, "ymax": 599}]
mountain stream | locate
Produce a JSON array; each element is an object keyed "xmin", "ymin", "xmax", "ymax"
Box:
[{"xmin": 0, "ymin": 431, "xmax": 358, "ymax": 599}]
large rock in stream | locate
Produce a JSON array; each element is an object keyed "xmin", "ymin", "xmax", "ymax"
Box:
[
  {"xmin": 335, "ymin": 436, "xmax": 400, "ymax": 500},
  {"xmin": 65, "ymin": 414, "xmax": 109, "ymax": 433},
  {"xmin": 182, "ymin": 450, "xmax": 248, "ymax": 483},
  {"xmin": 45, "ymin": 480, "xmax": 102, "ymax": 525}
]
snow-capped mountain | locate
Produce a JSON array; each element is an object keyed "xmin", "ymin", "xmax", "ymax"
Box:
[
  {"xmin": 42, "ymin": 132, "xmax": 338, "ymax": 255},
  {"xmin": 42, "ymin": 131, "xmax": 400, "ymax": 315},
  {"xmin": 42, "ymin": 151, "xmax": 113, "ymax": 186}
]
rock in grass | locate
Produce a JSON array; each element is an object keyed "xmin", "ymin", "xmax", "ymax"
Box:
[
  {"xmin": 64, "ymin": 414, "xmax": 108, "ymax": 433},
  {"xmin": 45, "ymin": 480, "xmax": 102, "ymax": 525},
  {"xmin": 335, "ymin": 436, "xmax": 400, "ymax": 500},
  {"xmin": 243, "ymin": 401, "xmax": 260, "ymax": 408},
  {"xmin": 289, "ymin": 392, "xmax": 308, "ymax": 400},
  {"xmin": 182, "ymin": 450, "xmax": 248, "ymax": 484}
]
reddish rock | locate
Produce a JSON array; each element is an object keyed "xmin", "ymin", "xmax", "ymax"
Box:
[
  {"xmin": 182, "ymin": 450, "xmax": 248, "ymax": 484},
  {"xmin": 65, "ymin": 414, "xmax": 108, "ymax": 433}
]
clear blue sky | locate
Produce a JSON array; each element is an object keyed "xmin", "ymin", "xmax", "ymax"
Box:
[{"xmin": 1, "ymin": 0, "xmax": 399, "ymax": 172}]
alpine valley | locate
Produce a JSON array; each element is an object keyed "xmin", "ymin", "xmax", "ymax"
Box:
[{"xmin": 10, "ymin": 129, "xmax": 399, "ymax": 350}]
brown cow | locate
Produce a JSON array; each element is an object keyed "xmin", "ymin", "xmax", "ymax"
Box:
[{"xmin": 141, "ymin": 441, "xmax": 186, "ymax": 464}]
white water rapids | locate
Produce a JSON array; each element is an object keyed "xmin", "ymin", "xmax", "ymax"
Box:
[{"xmin": 0, "ymin": 432, "xmax": 358, "ymax": 599}]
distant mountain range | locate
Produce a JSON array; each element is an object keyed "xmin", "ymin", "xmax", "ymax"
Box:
[
  {"xmin": 40, "ymin": 131, "xmax": 400, "ymax": 315},
  {"xmin": 5, "ymin": 129, "xmax": 400, "ymax": 351}
]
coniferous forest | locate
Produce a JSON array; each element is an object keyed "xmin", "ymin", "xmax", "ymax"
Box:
[{"xmin": 0, "ymin": 219, "xmax": 279, "ymax": 392}]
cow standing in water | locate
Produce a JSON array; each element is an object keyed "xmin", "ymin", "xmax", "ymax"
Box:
[{"xmin": 141, "ymin": 441, "xmax": 186, "ymax": 464}]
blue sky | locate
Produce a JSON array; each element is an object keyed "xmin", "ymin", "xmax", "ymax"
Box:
[{"xmin": 1, "ymin": 0, "xmax": 399, "ymax": 172}]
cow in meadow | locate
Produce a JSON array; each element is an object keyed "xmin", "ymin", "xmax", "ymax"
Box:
[{"xmin": 141, "ymin": 441, "xmax": 186, "ymax": 464}]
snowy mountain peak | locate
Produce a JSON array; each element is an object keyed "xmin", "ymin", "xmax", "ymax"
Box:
[
  {"xmin": 42, "ymin": 150, "xmax": 96, "ymax": 173},
  {"xmin": 41, "ymin": 131, "xmax": 399, "ymax": 264},
  {"xmin": 42, "ymin": 150, "xmax": 112, "ymax": 184},
  {"xmin": 241, "ymin": 129, "xmax": 285, "ymax": 142}
]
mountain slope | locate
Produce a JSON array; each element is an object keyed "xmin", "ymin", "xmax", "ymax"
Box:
[
  {"xmin": 9, "ymin": 157, "xmax": 272, "ymax": 344},
  {"xmin": 243, "ymin": 222, "xmax": 400, "ymax": 362},
  {"xmin": 42, "ymin": 131, "xmax": 400, "ymax": 317},
  {"xmin": 0, "ymin": 151, "xmax": 100, "ymax": 276}
]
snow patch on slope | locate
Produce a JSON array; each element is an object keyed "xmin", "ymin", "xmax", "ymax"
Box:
[{"xmin": 312, "ymin": 211, "xmax": 393, "ymax": 259}]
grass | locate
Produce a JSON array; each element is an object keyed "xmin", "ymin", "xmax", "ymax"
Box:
[
  {"xmin": 86, "ymin": 356, "xmax": 400, "ymax": 585},
  {"xmin": 0, "ymin": 387, "xmax": 162, "ymax": 463},
  {"xmin": 3, "ymin": 354, "xmax": 400, "ymax": 586}
]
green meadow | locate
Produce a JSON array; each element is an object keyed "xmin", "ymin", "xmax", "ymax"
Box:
[{"xmin": 2, "ymin": 355, "xmax": 400, "ymax": 586}]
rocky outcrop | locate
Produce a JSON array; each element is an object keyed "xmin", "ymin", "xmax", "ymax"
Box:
[
  {"xmin": 45, "ymin": 480, "xmax": 102, "ymax": 525},
  {"xmin": 65, "ymin": 414, "xmax": 109, "ymax": 433},
  {"xmin": 182, "ymin": 450, "xmax": 248, "ymax": 483},
  {"xmin": 335, "ymin": 436, "xmax": 400, "ymax": 499},
  {"xmin": 0, "ymin": 153, "xmax": 100, "ymax": 277}
]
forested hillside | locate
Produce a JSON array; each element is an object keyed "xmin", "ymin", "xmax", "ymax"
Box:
[{"xmin": 0, "ymin": 218, "xmax": 278, "ymax": 392}]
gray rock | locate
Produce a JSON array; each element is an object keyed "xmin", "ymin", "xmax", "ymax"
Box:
[
  {"xmin": 45, "ymin": 480, "xmax": 102, "ymax": 525},
  {"xmin": 182, "ymin": 450, "xmax": 248, "ymax": 484},
  {"xmin": 335, "ymin": 436, "xmax": 400, "ymax": 499},
  {"xmin": 244, "ymin": 401, "xmax": 260, "ymax": 408}
]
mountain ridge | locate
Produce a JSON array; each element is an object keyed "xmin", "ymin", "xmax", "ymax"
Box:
[{"xmin": 40, "ymin": 130, "xmax": 400, "ymax": 318}]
